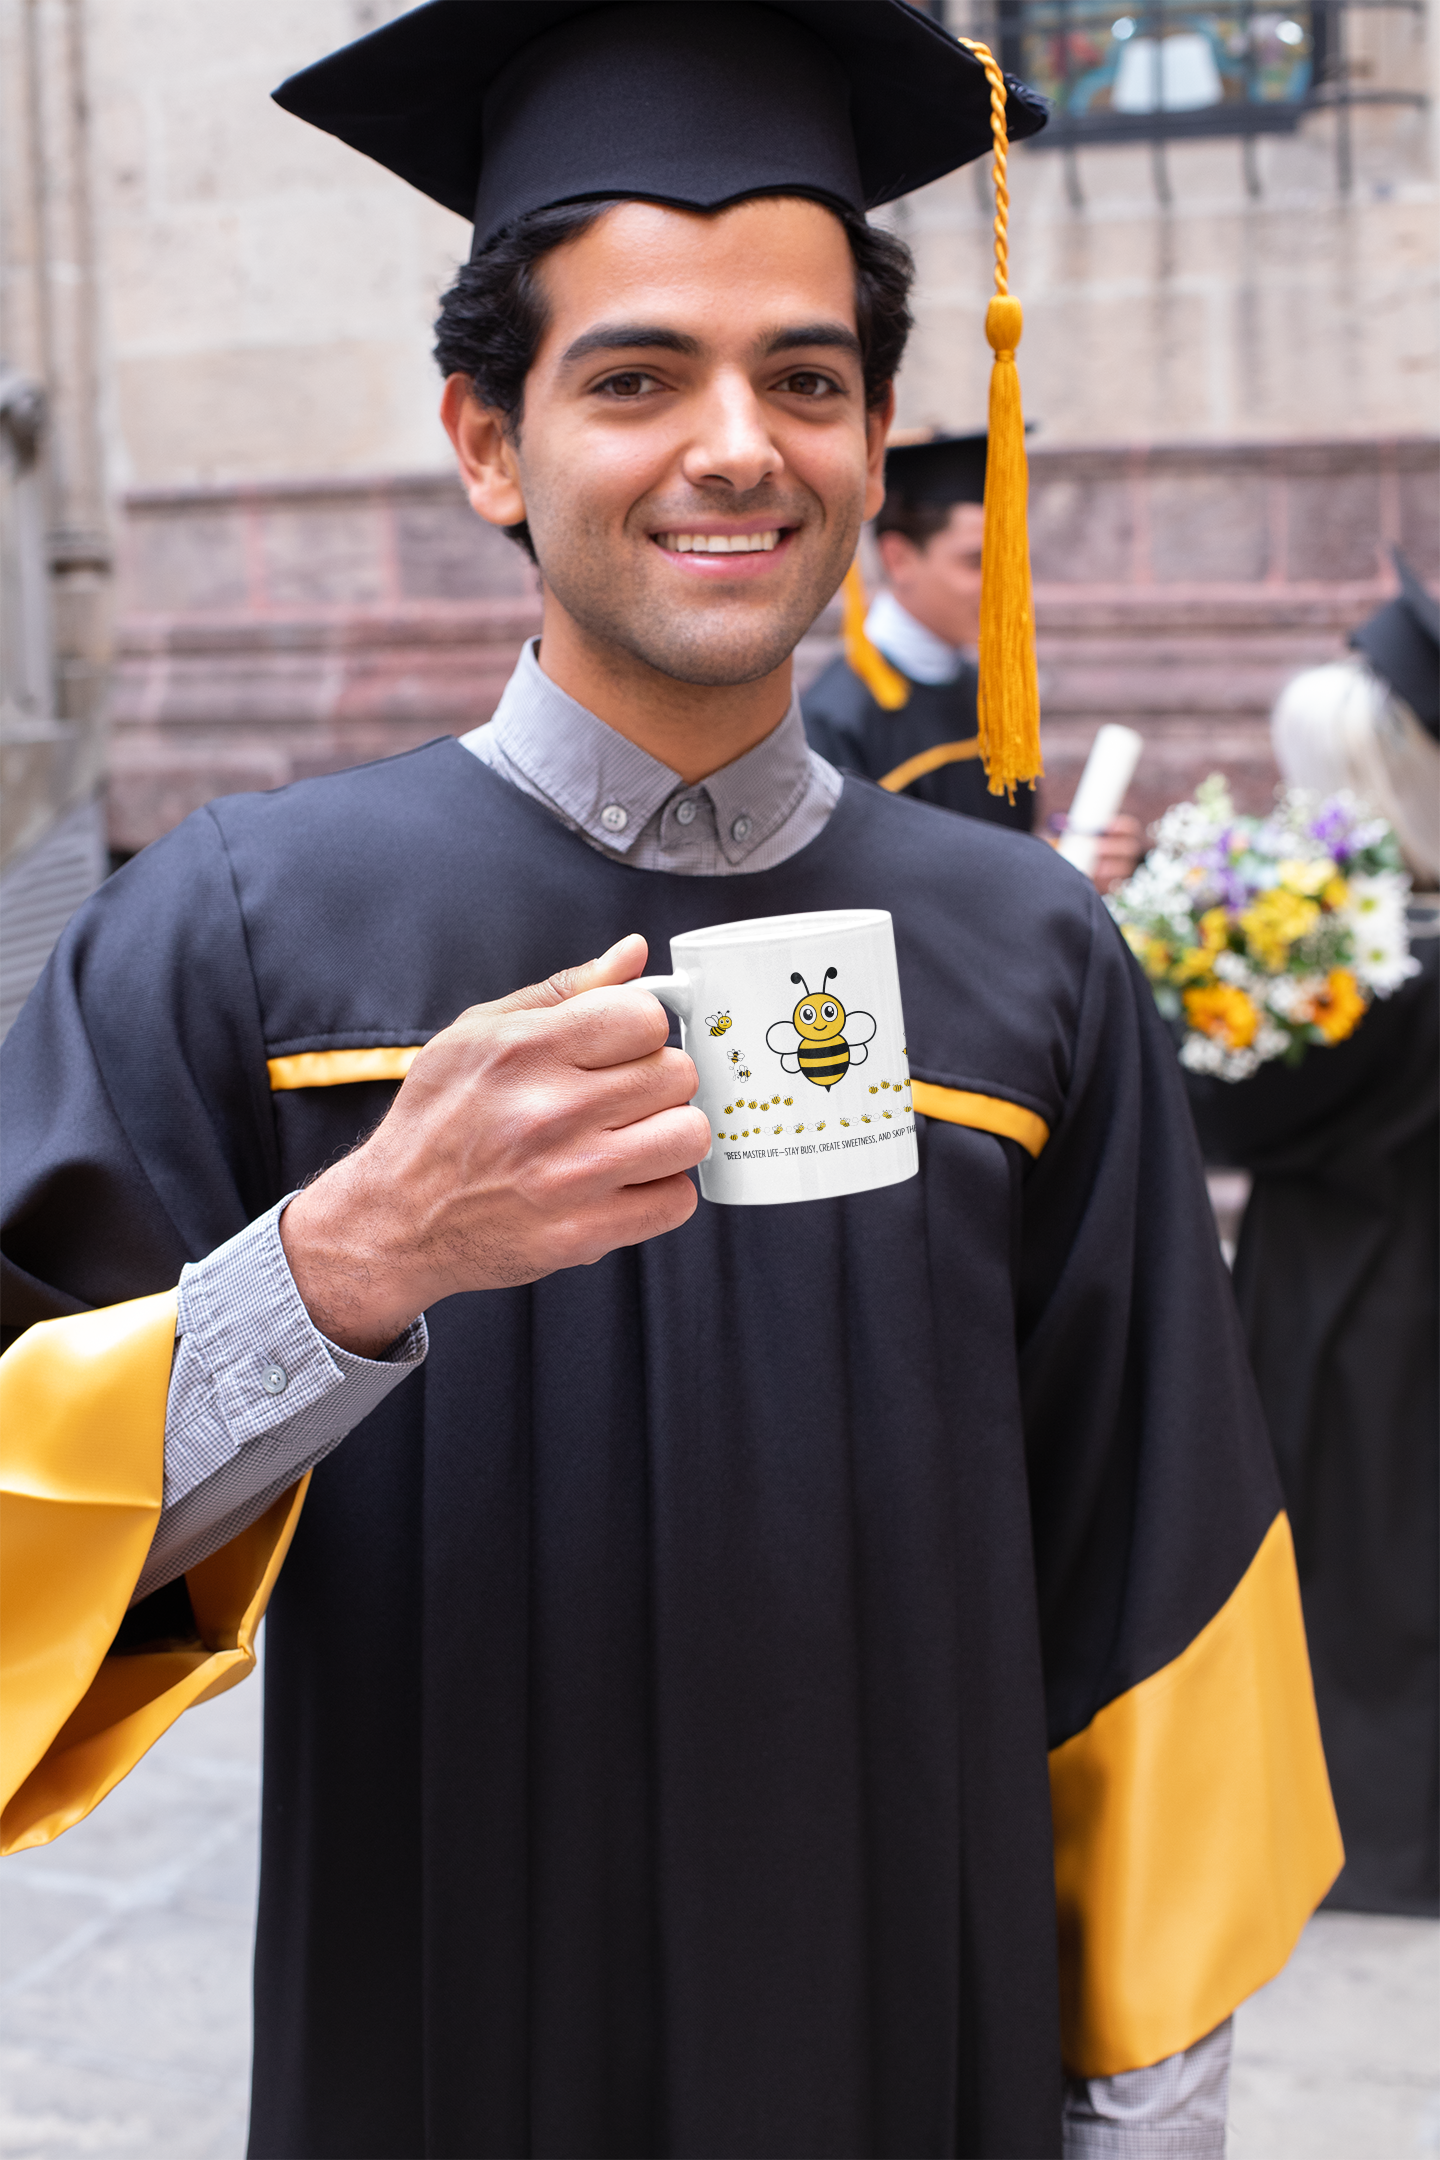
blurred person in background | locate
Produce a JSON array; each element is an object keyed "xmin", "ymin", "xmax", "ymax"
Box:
[
  {"xmin": 802, "ymin": 429, "xmax": 1141, "ymax": 888},
  {"xmin": 1187, "ymin": 555, "xmax": 1439, "ymax": 1919}
]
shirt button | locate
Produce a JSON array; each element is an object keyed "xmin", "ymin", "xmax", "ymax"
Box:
[
  {"xmin": 730, "ymin": 814, "xmax": 753, "ymax": 843},
  {"xmin": 600, "ymin": 803, "xmax": 629, "ymax": 833},
  {"xmin": 675, "ymin": 798, "xmax": 698, "ymax": 826},
  {"xmin": 261, "ymin": 1362, "xmax": 289, "ymax": 1396}
]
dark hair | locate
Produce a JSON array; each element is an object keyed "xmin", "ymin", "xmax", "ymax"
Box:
[
  {"xmin": 433, "ymin": 197, "xmax": 914, "ymax": 559},
  {"xmin": 872, "ymin": 495, "xmax": 956, "ymax": 551}
]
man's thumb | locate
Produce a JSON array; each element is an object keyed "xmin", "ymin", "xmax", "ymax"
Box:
[{"xmin": 495, "ymin": 934, "xmax": 650, "ymax": 1014}]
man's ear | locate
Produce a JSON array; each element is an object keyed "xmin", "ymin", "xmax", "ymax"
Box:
[
  {"xmin": 440, "ymin": 374, "xmax": 528, "ymax": 530},
  {"xmin": 861, "ymin": 384, "xmax": 895, "ymax": 522},
  {"xmin": 875, "ymin": 527, "xmax": 919, "ymax": 582}
]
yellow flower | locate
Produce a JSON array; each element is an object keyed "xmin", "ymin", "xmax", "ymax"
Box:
[
  {"xmin": 1184, "ymin": 983, "xmax": 1260, "ymax": 1050},
  {"xmin": 1277, "ymin": 857, "xmax": 1335, "ymax": 898},
  {"xmin": 1239, "ymin": 887, "xmax": 1319, "ymax": 971},
  {"xmin": 1198, "ymin": 906, "xmax": 1231, "ymax": 953},
  {"xmin": 1173, "ymin": 945, "xmax": 1214, "ymax": 984},
  {"xmin": 1320, "ymin": 875, "xmax": 1349, "ymax": 911},
  {"xmin": 1304, "ymin": 967, "xmax": 1366, "ymax": 1044}
]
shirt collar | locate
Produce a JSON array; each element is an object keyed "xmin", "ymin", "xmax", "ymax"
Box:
[
  {"xmin": 865, "ymin": 587, "xmax": 967, "ymax": 686},
  {"xmin": 477, "ymin": 638, "xmax": 815, "ymax": 866}
]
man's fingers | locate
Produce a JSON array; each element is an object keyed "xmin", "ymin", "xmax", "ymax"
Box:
[{"xmin": 491, "ymin": 934, "xmax": 650, "ymax": 1016}]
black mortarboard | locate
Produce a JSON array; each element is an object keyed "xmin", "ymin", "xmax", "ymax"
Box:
[
  {"xmin": 1351, "ymin": 551, "xmax": 1440, "ymax": 739},
  {"xmin": 883, "ymin": 430, "xmax": 989, "ymax": 508},
  {"xmin": 273, "ymin": 2, "xmax": 1047, "ymax": 257}
]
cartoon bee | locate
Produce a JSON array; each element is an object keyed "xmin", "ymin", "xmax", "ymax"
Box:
[
  {"xmin": 727, "ymin": 1047, "xmax": 752, "ymax": 1082},
  {"xmin": 816, "ymin": 1121, "xmax": 826, "ymax": 1131},
  {"xmin": 868, "ymin": 1085, "xmax": 878, "ymax": 1094},
  {"xmin": 861, "ymin": 1114, "xmax": 871, "ymax": 1124},
  {"xmin": 840, "ymin": 1118, "xmax": 850, "ymax": 1127},
  {"xmin": 707, "ymin": 1011, "xmax": 733, "ymax": 1037},
  {"xmin": 766, "ymin": 968, "xmax": 876, "ymax": 1092},
  {"xmin": 783, "ymin": 1096, "xmax": 793, "ymax": 1106}
]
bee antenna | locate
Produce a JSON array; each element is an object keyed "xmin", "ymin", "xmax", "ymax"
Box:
[
  {"xmin": 790, "ymin": 972, "xmax": 807, "ymax": 990},
  {"xmin": 823, "ymin": 967, "xmax": 838, "ymax": 991}
]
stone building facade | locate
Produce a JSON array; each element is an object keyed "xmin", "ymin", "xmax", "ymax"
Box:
[{"xmin": 9, "ymin": 0, "xmax": 1440, "ymax": 883}]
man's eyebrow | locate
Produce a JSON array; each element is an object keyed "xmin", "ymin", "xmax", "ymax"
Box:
[
  {"xmin": 762, "ymin": 323, "xmax": 863, "ymax": 363},
  {"xmin": 558, "ymin": 325, "xmax": 702, "ymax": 369}
]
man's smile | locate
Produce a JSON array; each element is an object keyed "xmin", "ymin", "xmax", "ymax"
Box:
[{"xmin": 649, "ymin": 521, "xmax": 800, "ymax": 576}]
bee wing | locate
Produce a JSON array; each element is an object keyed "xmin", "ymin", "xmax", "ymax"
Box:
[
  {"xmin": 847, "ymin": 1009, "xmax": 877, "ymax": 1047},
  {"xmin": 848, "ymin": 1041, "xmax": 869, "ymax": 1067},
  {"xmin": 765, "ymin": 1020, "xmax": 802, "ymax": 1057}
]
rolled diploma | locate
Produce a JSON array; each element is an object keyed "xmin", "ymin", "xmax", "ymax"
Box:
[{"xmin": 1057, "ymin": 724, "xmax": 1144, "ymax": 877}]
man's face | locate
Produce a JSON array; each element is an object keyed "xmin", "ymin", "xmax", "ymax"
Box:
[
  {"xmin": 878, "ymin": 502, "xmax": 985, "ymax": 651},
  {"xmin": 499, "ymin": 197, "xmax": 888, "ymax": 688}
]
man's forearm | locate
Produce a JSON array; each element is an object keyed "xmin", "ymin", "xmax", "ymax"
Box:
[{"xmin": 132, "ymin": 1200, "xmax": 426, "ymax": 1605}]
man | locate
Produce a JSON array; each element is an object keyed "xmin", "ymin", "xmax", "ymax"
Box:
[
  {"xmin": 1, "ymin": 7, "xmax": 1338, "ymax": 2159},
  {"xmin": 804, "ymin": 430, "xmax": 1142, "ymax": 885}
]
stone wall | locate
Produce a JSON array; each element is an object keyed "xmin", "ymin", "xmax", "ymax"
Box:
[{"xmin": 106, "ymin": 434, "xmax": 1438, "ymax": 852}]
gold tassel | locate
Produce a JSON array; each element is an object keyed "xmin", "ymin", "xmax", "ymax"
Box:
[
  {"xmin": 841, "ymin": 559, "xmax": 910, "ymax": 712},
  {"xmin": 958, "ymin": 41, "xmax": 1042, "ymax": 802}
]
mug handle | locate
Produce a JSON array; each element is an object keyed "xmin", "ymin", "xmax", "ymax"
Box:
[
  {"xmin": 634, "ymin": 972, "xmax": 694, "ymax": 1023},
  {"xmin": 635, "ymin": 973, "xmax": 711, "ymax": 1162}
]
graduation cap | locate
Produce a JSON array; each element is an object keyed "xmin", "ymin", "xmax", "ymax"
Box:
[
  {"xmin": 883, "ymin": 430, "xmax": 990, "ymax": 508},
  {"xmin": 273, "ymin": 3, "xmax": 1047, "ymax": 252},
  {"xmin": 276, "ymin": 2, "xmax": 1046, "ymax": 797},
  {"xmin": 1351, "ymin": 551, "xmax": 1440, "ymax": 739}
]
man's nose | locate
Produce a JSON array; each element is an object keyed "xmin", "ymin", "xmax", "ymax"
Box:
[{"xmin": 679, "ymin": 373, "xmax": 781, "ymax": 494}]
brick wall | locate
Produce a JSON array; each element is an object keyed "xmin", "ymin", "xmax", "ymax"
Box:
[{"xmin": 107, "ymin": 436, "xmax": 1438, "ymax": 852}]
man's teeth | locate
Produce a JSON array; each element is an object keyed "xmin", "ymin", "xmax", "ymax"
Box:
[{"xmin": 658, "ymin": 531, "xmax": 782, "ymax": 553}]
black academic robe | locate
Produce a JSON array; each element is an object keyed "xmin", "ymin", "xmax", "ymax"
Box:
[
  {"xmin": 1187, "ymin": 937, "xmax": 1440, "ymax": 1919},
  {"xmin": 803, "ymin": 654, "xmax": 1036, "ymax": 831},
  {"xmin": 2, "ymin": 745, "xmax": 1289, "ymax": 2159}
]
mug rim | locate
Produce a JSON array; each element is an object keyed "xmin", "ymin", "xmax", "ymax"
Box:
[{"xmin": 672, "ymin": 908, "xmax": 890, "ymax": 951}]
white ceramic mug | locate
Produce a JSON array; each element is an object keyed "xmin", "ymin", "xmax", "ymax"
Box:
[{"xmin": 637, "ymin": 908, "xmax": 917, "ymax": 1206}]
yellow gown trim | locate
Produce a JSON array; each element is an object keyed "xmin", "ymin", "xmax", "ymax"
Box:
[
  {"xmin": 0, "ymin": 1292, "xmax": 308, "ymax": 1853},
  {"xmin": 1049, "ymin": 1510, "xmax": 1343, "ymax": 2076},
  {"xmin": 910, "ymin": 1080, "xmax": 1049, "ymax": 1158},
  {"xmin": 268, "ymin": 1045, "xmax": 422, "ymax": 1090},
  {"xmin": 878, "ymin": 739, "xmax": 984, "ymax": 794}
]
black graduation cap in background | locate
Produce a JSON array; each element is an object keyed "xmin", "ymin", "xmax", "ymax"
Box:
[
  {"xmin": 273, "ymin": 0, "xmax": 1048, "ymax": 256},
  {"xmin": 883, "ymin": 429, "xmax": 989, "ymax": 509},
  {"xmin": 1351, "ymin": 551, "xmax": 1440, "ymax": 740}
]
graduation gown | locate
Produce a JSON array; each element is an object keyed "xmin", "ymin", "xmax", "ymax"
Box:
[
  {"xmin": 1187, "ymin": 935, "xmax": 1440, "ymax": 1919},
  {"xmin": 1, "ymin": 744, "xmax": 1339, "ymax": 2160},
  {"xmin": 802, "ymin": 654, "xmax": 1036, "ymax": 831}
]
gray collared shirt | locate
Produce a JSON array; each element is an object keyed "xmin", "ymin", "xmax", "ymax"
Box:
[
  {"xmin": 136, "ymin": 644, "xmax": 1227, "ymax": 2157},
  {"xmin": 460, "ymin": 637, "xmax": 841, "ymax": 872}
]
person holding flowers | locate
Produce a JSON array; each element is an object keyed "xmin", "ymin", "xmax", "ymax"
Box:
[{"xmin": 1113, "ymin": 566, "xmax": 1438, "ymax": 1920}]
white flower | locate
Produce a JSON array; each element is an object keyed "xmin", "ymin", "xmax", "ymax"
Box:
[{"xmin": 1342, "ymin": 873, "xmax": 1421, "ymax": 995}]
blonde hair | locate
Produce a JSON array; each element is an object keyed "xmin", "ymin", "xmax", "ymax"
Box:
[{"xmin": 1271, "ymin": 658, "xmax": 1440, "ymax": 888}]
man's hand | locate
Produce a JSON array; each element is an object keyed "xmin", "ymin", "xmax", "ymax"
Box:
[
  {"xmin": 1090, "ymin": 813, "xmax": 1144, "ymax": 894},
  {"xmin": 280, "ymin": 935, "xmax": 708, "ymax": 1356}
]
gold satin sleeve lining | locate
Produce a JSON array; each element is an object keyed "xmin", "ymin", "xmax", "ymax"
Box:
[
  {"xmin": 268, "ymin": 1045, "xmax": 422, "ymax": 1090},
  {"xmin": 1, "ymin": 1293, "xmax": 307, "ymax": 1853},
  {"xmin": 910, "ymin": 1079, "xmax": 1049, "ymax": 1158},
  {"xmin": 878, "ymin": 739, "xmax": 982, "ymax": 793},
  {"xmin": 1049, "ymin": 1511, "xmax": 1343, "ymax": 2077}
]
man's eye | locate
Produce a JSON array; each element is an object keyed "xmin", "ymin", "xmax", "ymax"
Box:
[
  {"xmin": 596, "ymin": 371, "xmax": 658, "ymax": 399},
  {"xmin": 778, "ymin": 372, "xmax": 839, "ymax": 399}
]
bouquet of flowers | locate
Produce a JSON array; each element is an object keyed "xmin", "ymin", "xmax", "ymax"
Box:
[{"xmin": 1107, "ymin": 776, "xmax": 1419, "ymax": 1080}]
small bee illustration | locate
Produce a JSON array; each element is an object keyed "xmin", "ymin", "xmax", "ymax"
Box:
[
  {"xmin": 795, "ymin": 1123, "xmax": 805, "ymax": 1132},
  {"xmin": 879, "ymin": 1080, "xmax": 889, "ymax": 1090},
  {"xmin": 724, "ymin": 1104, "xmax": 734, "ymax": 1115},
  {"xmin": 783, "ymin": 1096, "xmax": 793, "ymax": 1106},
  {"xmin": 861, "ymin": 1114, "xmax": 872, "ymax": 1124},
  {"xmin": 707, "ymin": 1010, "xmax": 733, "ymax": 1037},
  {"xmin": 816, "ymin": 1121, "xmax": 826, "ymax": 1131},
  {"xmin": 727, "ymin": 1047, "xmax": 752, "ymax": 1081},
  {"xmin": 868, "ymin": 1084, "xmax": 878, "ymax": 1094},
  {"xmin": 882, "ymin": 1110, "xmax": 892, "ymax": 1119},
  {"xmin": 840, "ymin": 1118, "xmax": 850, "ymax": 1127},
  {"xmin": 773, "ymin": 1124, "xmax": 783, "ymax": 1134},
  {"xmin": 766, "ymin": 968, "xmax": 876, "ymax": 1091}
]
